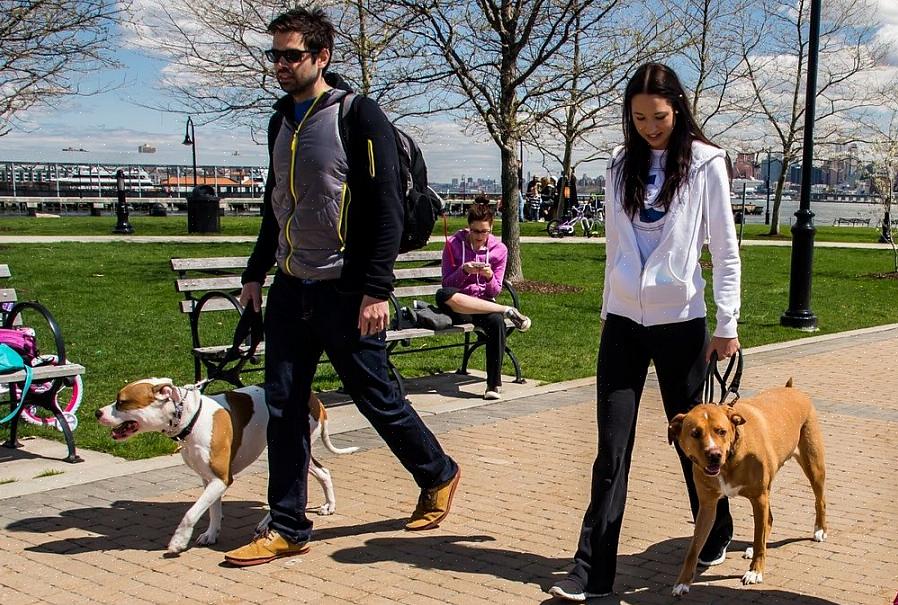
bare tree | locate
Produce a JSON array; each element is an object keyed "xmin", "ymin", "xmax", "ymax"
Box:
[
  {"xmin": 392, "ymin": 0, "xmax": 625, "ymax": 281},
  {"xmin": 1, "ymin": 0, "xmax": 125, "ymax": 136},
  {"xmin": 531, "ymin": 1, "xmax": 667, "ymax": 191},
  {"xmin": 865, "ymin": 106, "xmax": 898, "ymax": 266},
  {"xmin": 663, "ymin": 0, "xmax": 760, "ymax": 141},
  {"xmin": 125, "ymin": 0, "xmax": 443, "ymax": 138},
  {"xmin": 740, "ymin": 0, "xmax": 890, "ymax": 235}
]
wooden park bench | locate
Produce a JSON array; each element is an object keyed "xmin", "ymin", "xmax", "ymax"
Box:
[
  {"xmin": 170, "ymin": 250, "xmax": 526, "ymax": 397},
  {"xmin": 1, "ymin": 264, "xmax": 86, "ymax": 463}
]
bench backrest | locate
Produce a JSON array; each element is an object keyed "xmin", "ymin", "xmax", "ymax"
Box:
[
  {"xmin": 170, "ymin": 250, "xmax": 446, "ymax": 317},
  {"xmin": 0, "ymin": 264, "xmax": 21, "ymax": 326}
]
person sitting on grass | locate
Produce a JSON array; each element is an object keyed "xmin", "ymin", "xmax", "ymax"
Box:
[{"xmin": 436, "ymin": 198, "xmax": 531, "ymax": 401}]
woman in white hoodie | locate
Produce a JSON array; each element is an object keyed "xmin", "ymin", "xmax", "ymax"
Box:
[{"xmin": 549, "ymin": 63, "xmax": 742, "ymax": 602}]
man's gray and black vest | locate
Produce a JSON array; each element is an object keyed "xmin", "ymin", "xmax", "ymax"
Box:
[{"xmin": 270, "ymin": 90, "xmax": 351, "ymax": 280}]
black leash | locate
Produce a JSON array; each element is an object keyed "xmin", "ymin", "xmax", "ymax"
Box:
[
  {"xmin": 703, "ymin": 348, "xmax": 743, "ymax": 405},
  {"xmin": 201, "ymin": 306, "xmax": 263, "ymax": 392}
]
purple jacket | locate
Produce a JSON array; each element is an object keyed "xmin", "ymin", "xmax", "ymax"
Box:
[{"xmin": 441, "ymin": 229, "xmax": 507, "ymax": 300}]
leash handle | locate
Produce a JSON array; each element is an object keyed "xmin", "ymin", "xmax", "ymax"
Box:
[{"xmin": 703, "ymin": 348, "xmax": 743, "ymax": 405}]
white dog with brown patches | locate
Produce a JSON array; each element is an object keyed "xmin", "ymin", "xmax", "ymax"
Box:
[{"xmin": 95, "ymin": 378, "xmax": 357, "ymax": 554}]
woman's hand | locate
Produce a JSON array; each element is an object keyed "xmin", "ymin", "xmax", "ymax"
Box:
[
  {"xmin": 706, "ymin": 336, "xmax": 740, "ymax": 362},
  {"xmin": 462, "ymin": 261, "xmax": 479, "ymax": 274},
  {"xmin": 479, "ymin": 265, "xmax": 494, "ymax": 280}
]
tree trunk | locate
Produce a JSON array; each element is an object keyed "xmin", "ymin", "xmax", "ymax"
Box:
[
  {"xmin": 501, "ymin": 143, "xmax": 523, "ymax": 282},
  {"xmin": 767, "ymin": 164, "xmax": 790, "ymax": 236}
]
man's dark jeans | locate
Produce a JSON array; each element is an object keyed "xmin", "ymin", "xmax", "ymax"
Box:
[{"xmin": 264, "ymin": 273, "xmax": 457, "ymax": 544}]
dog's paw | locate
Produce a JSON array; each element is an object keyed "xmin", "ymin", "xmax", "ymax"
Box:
[
  {"xmin": 672, "ymin": 583, "xmax": 690, "ymax": 597},
  {"xmin": 317, "ymin": 503, "xmax": 336, "ymax": 516},
  {"xmin": 741, "ymin": 570, "xmax": 763, "ymax": 585},
  {"xmin": 743, "ymin": 546, "xmax": 754, "ymax": 559},
  {"xmin": 813, "ymin": 528, "xmax": 827, "ymax": 542},
  {"xmin": 195, "ymin": 529, "xmax": 219, "ymax": 546},
  {"xmin": 167, "ymin": 534, "xmax": 190, "ymax": 554}
]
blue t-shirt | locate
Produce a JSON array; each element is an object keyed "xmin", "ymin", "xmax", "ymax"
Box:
[
  {"xmin": 294, "ymin": 99, "xmax": 314, "ymax": 123},
  {"xmin": 633, "ymin": 149, "xmax": 668, "ymax": 264}
]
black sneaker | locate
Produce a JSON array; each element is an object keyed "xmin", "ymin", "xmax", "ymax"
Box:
[
  {"xmin": 697, "ymin": 539, "xmax": 730, "ymax": 567},
  {"xmin": 547, "ymin": 577, "xmax": 611, "ymax": 601}
]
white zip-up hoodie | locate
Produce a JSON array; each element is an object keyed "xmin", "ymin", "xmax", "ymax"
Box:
[{"xmin": 601, "ymin": 140, "xmax": 741, "ymax": 338}]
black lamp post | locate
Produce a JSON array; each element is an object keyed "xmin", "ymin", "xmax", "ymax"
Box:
[
  {"xmin": 182, "ymin": 116, "xmax": 198, "ymax": 190},
  {"xmin": 780, "ymin": 0, "xmax": 820, "ymax": 331},
  {"xmin": 765, "ymin": 148, "xmax": 772, "ymax": 226},
  {"xmin": 112, "ymin": 169, "xmax": 134, "ymax": 234}
]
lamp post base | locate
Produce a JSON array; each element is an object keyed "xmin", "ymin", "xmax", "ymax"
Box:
[{"xmin": 780, "ymin": 310, "xmax": 818, "ymax": 331}]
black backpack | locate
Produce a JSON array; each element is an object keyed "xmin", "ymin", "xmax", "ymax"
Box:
[{"xmin": 339, "ymin": 92, "xmax": 443, "ymax": 253}]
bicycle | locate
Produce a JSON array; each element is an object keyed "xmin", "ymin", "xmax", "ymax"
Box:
[{"xmin": 546, "ymin": 202, "xmax": 600, "ymax": 238}]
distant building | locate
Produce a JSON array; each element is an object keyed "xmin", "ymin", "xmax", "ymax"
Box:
[
  {"xmin": 138, "ymin": 144, "xmax": 157, "ymax": 154},
  {"xmin": 733, "ymin": 152, "xmax": 756, "ymax": 179}
]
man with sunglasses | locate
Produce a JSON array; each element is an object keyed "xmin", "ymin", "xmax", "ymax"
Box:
[{"xmin": 225, "ymin": 6, "xmax": 460, "ymax": 567}]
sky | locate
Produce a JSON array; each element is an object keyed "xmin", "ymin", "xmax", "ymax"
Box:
[
  {"xmin": 0, "ymin": 49, "xmax": 533, "ymax": 185},
  {"xmin": 2, "ymin": 0, "xmax": 897, "ymax": 184}
]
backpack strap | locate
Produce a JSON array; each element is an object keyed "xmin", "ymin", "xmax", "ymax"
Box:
[
  {"xmin": 338, "ymin": 91, "xmax": 359, "ymax": 158},
  {"xmin": 267, "ymin": 112, "xmax": 283, "ymax": 159}
]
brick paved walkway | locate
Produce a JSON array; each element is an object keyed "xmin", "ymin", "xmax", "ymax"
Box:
[{"xmin": 1, "ymin": 327, "xmax": 896, "ymax": 604}]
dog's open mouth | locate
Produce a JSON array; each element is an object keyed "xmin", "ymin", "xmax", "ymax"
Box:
[
  {"xmin": 703, "ymin": 464, "xmax": 721, "ymax": 476},
  {"xmin": 112, "ymin": 421, "xmax": 139, "ymax": 440}
]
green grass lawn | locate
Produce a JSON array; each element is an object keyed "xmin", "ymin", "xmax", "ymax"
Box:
[
  {"xmin": 0, "ymin": 214, "xmax": 889, "ymax": 243},
  {"xmin": 1, "ymin": 240, "xmax": 895, "ymax": 460}
]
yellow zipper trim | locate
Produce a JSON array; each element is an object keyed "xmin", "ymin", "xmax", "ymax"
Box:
[
  {"xmin": 367, "ymin": 139, "xmax": 375, "ymax": 178},
  {"xmin": 284, "ymin": 92, "xmax": 326, "ymax": 276},
  {"xmin": 337, "ymin": 182, "xmax": 350, "ymax": 251}
]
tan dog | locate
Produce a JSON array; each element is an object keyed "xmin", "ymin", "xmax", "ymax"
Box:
[
  {"xmin": 667, "ymin": 379, "xmax": 827, "ymax": 596},
  {"xmin": 95, "ymin": 379, "xmax": 357, "ymax": 554}
]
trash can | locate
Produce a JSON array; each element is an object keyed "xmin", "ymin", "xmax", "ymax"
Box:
[
  {"xmin": 733, "ymin": 210, "xmax": 744, "ymax": 225},
  {"xmin": 187, "ymin": 185, "xmax": 220, "ymax": 233}
]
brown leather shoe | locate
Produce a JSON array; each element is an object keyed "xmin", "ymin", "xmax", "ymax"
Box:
[
  {"xmin": 223, "ymin": 529, "xmax": 310, "ymax": 567},
  {"xmin": 405, "ymin": 468, "xmax": 461, "ymax": 531}
]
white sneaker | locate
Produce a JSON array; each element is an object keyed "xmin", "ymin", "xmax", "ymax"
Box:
[
  {"xmin": 504, "ymin": 307, "xmax": 531, "ymax": 332},
  {"xmin": 483, "ymin": 389, "xmax": 501, "ymax": 400}
]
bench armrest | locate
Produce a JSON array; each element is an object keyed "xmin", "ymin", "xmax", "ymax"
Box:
[{"xmin": 502, "ymin": 279, "xmax": 521, "ymax": 310}]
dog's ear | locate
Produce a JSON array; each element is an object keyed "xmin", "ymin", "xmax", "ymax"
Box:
[
  {"xmin": 726, "ymin": 408, "xmax": 746, "ymax": 427},
  {"xmin": 153, "ymin": 380, "xmax": 180, "ymax": 403},
  {"xmin": 668, "ymin": 414, "xmax": 686, "ymax": 446}
]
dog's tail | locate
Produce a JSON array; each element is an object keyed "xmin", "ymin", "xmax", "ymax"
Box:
[
  {"xmin": 318, "ymin": 421, "xmax": 359, "ymax": 455},
  {"xmin": 785, "ymin": 377, "xmax": 794, "ymax": 388}
]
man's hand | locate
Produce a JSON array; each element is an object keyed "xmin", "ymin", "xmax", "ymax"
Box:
[
  {"xmin": 358, "ymin": 295, "xmax": 390, "ymax": 336},
  {"xmin": 239, "ymin": 282, "xmax": 263, "ymax": 312},
  {"xmin": 706, "ymin": 335, "xmax": 740, "ymax": 362}
]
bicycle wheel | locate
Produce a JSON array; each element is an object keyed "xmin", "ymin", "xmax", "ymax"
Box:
[{"xmin": 546, "ymin": 219, "xmax": 563, "ymax": 238}]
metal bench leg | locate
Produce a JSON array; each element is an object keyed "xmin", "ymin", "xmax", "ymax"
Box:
[
  {"xmin": 2, "ymin": 404, "xmax": 23, "ymax": 449},
  {"xmin": 48, "ymin": 403, "xmax": 83, "ymax": 463},
  {"xmin": 504, "ymin": 346, "xmax": 525, "ymax": 384}
]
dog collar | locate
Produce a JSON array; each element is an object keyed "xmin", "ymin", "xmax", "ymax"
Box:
[{"xmin": 166, "ymin": 386, "xmax": 203, "ymax": 441}]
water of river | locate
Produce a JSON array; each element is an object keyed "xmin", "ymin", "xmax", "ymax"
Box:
[{"xmin": 736, "ymin": 197, "xmax": 889, "ymax": 227}]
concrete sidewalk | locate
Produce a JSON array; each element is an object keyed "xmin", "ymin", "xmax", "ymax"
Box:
[{"xmin": 1, "ymin": 326, "xmax": 896, "ymax": 604}]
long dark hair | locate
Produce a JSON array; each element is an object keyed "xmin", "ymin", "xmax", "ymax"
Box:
[{"xmin": 618, "ymin": 63, "xmax": 718, "ymax": 219}]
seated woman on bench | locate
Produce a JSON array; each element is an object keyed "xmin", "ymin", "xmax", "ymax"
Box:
[{"xmin": 436, "ymin": 198, "xmax": 532, "ymax": 401}]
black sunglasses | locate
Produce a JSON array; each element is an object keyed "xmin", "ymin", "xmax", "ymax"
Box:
[{"xmin": 264, "ymin": 48, "xmax": 317, "ymax": 63}]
